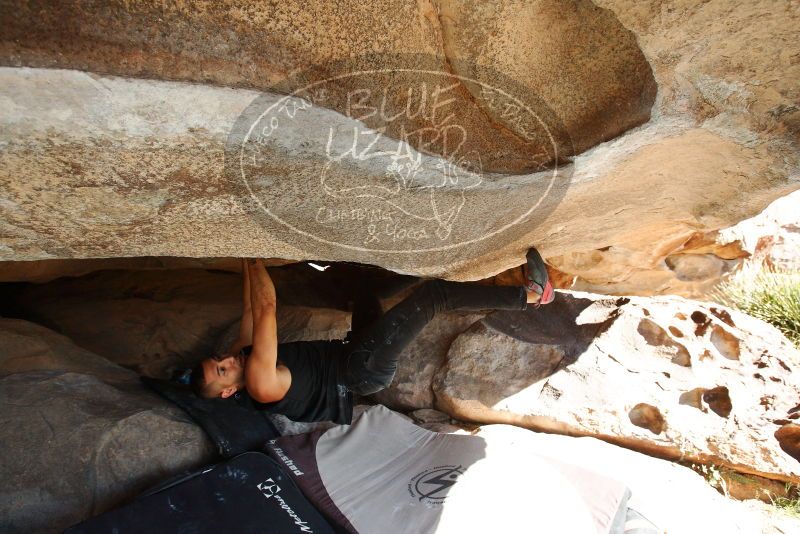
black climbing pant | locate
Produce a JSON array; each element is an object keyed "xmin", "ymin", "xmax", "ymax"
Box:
[{"xmin": 341, "ymin": 279, "xmax": 529, "ymax": 395}]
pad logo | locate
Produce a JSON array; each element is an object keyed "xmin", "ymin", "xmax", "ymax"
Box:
[
  {"xmin": 271, "ymin": 446, "xmax": 304, "ymax": 476},
  {"xmin": 257, "ymin": 478, "xmax": 281, "ymax": 498},
  {"xmin": 407, "ymin": 465, "xmax": 464, "ymax": 506},
  {"xmin": 256, "ymin": 478, "xmax": 314, "ymax": 533}
]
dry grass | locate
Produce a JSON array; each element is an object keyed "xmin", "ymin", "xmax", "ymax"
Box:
[
  {"xmin": 714, "ymin": 265, "xmax": 800, "ymax": 348},
  {"xmin": 770, "ymin": 484, "xmax": 800, "ymax": 519}
]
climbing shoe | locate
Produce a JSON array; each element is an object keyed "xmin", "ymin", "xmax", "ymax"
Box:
[{"xmin": 522, "ymin": 247, "xmax": 554, "ymax": 305}]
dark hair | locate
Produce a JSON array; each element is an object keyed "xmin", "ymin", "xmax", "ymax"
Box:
[{"xmin": 189, "ymin": 362, "xmax": 207, "ymax": 397}]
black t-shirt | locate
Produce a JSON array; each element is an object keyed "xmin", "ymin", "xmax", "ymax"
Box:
[{"xmin": 241, "ymin": 340, "xmax": 353, "ymax": 424}]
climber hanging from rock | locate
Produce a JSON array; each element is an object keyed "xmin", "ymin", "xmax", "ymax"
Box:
[{"xmin": 190, "ymin": 250, "xmax": 553, "ymax": 424}]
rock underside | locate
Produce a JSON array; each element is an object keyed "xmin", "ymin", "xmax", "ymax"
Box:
[{"xmin": 0, "ymin": 0, "xmax": 798, "ymax": 289}]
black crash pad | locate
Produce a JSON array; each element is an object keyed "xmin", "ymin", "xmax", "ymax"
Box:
[{"xmin": 65, "ymin": 452, "xmax": 335, "ymax": 534}]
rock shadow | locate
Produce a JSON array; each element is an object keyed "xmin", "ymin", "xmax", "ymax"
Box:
[{"xmin": 438, "ymin": 292, "xmax": 619, "ymax": 409}]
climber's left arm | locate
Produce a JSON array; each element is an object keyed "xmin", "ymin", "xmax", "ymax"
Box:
[{"xmin": 228, "ymin": 258, "xmax": 254, "ymax": 355}]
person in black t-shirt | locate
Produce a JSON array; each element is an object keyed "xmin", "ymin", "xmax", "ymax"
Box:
[{"xmin": 191, "ymin": 252, "xmax": 553, "ymax": 424}]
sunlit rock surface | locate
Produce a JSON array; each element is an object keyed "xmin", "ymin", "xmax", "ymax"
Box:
[
  {"xmin": 427, "ymin": 292, "xmax": 800, "ymax": 483},
  {"xmin": 568, "ymin": 188, "xmax": 800, "ymax": 298}
]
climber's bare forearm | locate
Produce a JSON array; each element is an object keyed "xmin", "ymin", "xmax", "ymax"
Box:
[
  {"xmin": 248, "ymin": 259, "xmax": 277, "ymax": 315},
  {"xmin": 228, "ymin": 259, "xmax": 254, "ymax": 354},
  {"xmin": 243, "ymin": 259, "xmax": 290, "ymax": 402},
  {"xmin": 239, "ymin": 259, "xmax": 254, "ymax": 340}
]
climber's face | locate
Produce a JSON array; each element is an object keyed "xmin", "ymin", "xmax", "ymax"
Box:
[{"xmin": 199, "ymin": 353, "xmax": 246, "ymax": 399}]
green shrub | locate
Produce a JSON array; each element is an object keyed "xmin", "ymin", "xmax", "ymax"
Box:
[{"xmin": 714, "ymin": 265, "xmax": 800, "ymax": 348}]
